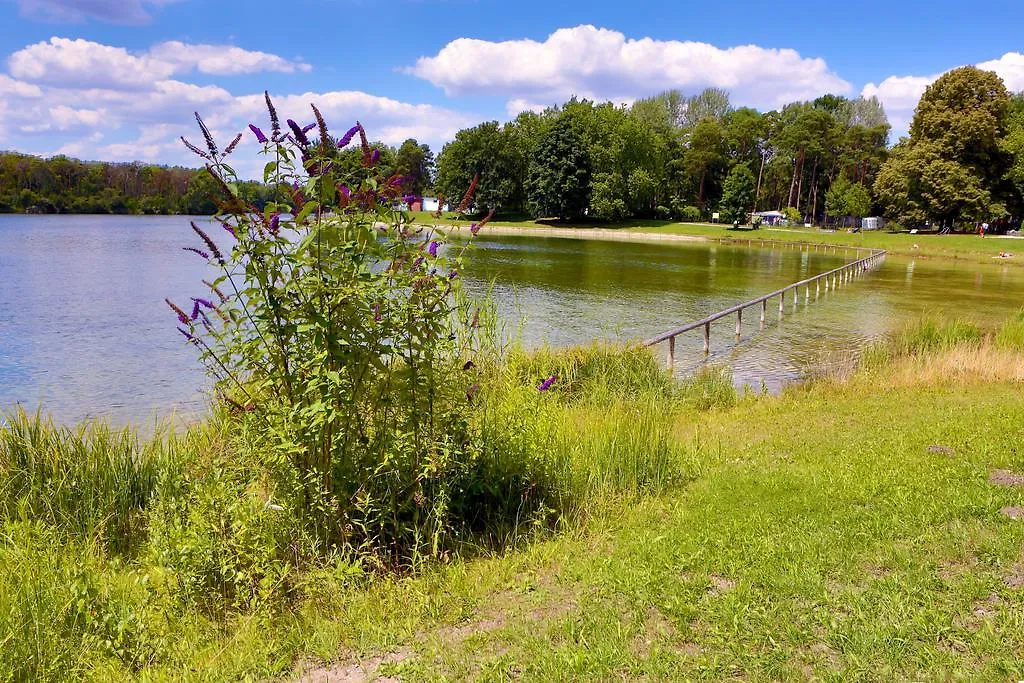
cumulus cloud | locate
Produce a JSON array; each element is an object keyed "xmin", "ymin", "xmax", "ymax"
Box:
[
  {"xmin": 15, "ymin": 0, "xmax": 183, "ymax": 24},
  {"xmin": 8, "ymin": 37, "xmax": 311, "ymax": 90},
  {"xmin": 408, "ymin": 25, "xmax": 852, "ymax": 112},
  {"xmin": 0, "ymin": 36, "xmax": 475, "ymax": 176},
  {"xmin": 862, "ymin": 51, "xmax": 1024, "ymax": 139}
]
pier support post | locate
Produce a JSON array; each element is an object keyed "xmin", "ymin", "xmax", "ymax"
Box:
[
  {"xmin": 667, "ymin": 336, "xmax": 675, "ymax": 370},
  {"xmin": 760, "ymin": 299, "xmax": 766, "ymax": 329},
  {"xmin": 736, "ymin": 309, "xmax": 742, "ymax": 339},
  {"xmin": 703, "ymin": 323, "xmax": 710, "ymax": 355}
]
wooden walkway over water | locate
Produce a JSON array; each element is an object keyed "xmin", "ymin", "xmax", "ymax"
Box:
[{"xmin": 643, "ymin": 240, "xmax": 887, "ymax": 369}]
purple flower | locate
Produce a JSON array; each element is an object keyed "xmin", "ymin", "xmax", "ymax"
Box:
[
  {"xmin": 428, "ymin": 241, "xmax": 439, "ymax": 257},
  {"xmin": 192, "ymin": 297, "xmax": 215, "ymax": 310},
  {"xmin": 372, "ymin": 303, "xmax": 382, "ymax": 322},
  {"xmin": 190, "ymin": 300, "xmax": 201, "ymax": 320},
  {"xmin": 269, "ymin": 214, "xmax": 281, "ymax": 235},
  {"xmin": 183, "ymin": 246, "xmax": 209, "ymax": 259},
  {"xmin": 177, "ymin": 327, "xmax": 195, "ymax": 342},
  {"xmin": 337, "ymin": 124, "xmax": 359, "ymax": 148},
  {"xmin": 301, "ymin": 123, "xmax": 315, "ymax": 134},
  {"xmin": 538, "ymin": 375, "xmax": 558, "ymax": 392},
  {"xmin": 287, "ymin": 119, "xmax": 309, "ymax": 146},
  {"xmin": 221, "ymin": 222, "xmax": 236, "ymax": 238},
  {"xmin": 404, "ymin": 194, "xmax": 418, "ymax": 204},
  {"xmin": 413, "ymin": 256, "xmax": 425, "ymax": 268},
  {"xmin": 470, "ymin": 223, "xmax": 480, "ymax": 236},
  {"xmin": 339, "ymin": 185, "xmax": 351, "ymax": 198},
  {"xmin": 449, "ymin": 270, "xmax": 458, "ymax": 280},
  {"xmin": 248, "ymin": 124, "xmax": 268, "ymax": 144},
  {"xmin": 370, "ymin": 149, "xmax": 380, "ymax": 165}
]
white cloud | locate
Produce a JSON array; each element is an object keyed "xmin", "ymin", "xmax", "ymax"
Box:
[
  {"xmin": 15, "ymin": 0, "xmax": 184, "ymax": 25},
  {"xmin": 861, "ymin": 75, "xmax": 936, "ymax": 137},
  {"xmin": 408, "ymin": 25, "xmax": 851, "ymax": 112},
  {"xmin": 148, "ymin": 41, "xmax": 313, "ymax": 76},
  {"xmin": 978, "ymin": 52, "xmax": 1024, "ymax": 92},
  {"xmin": 8, "ymin": 37, "xmax": 311, "ymax": 90},
  {"xmin": 0, "ymin": 38, "xmax": 476, "ymax": 177},
  {"xmin": 506, "ymin": 98, "xmax": 550, "ymax": 117},
  {"xmin": 862, "ymin": 51, "xmax": 1024, "ymax": 140}
]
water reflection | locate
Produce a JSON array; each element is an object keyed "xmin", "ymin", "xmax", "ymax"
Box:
[{"xmin": 2, "ymin": 216, "xmax": 1023, "ymax": 425}]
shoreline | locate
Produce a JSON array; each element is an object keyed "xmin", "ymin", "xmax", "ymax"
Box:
[{"xmin": 438, "ymin": 223, "xmax": 709, "ymax": 244}]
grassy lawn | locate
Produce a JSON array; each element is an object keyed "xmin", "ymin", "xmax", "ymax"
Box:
[
  {"xmin": 406, "ymin": 210, "xmax": 1023, "ymax": 266},
  {"xmin": 143, "ymin": 343, "xmax": 1024, "ymax": 681}
]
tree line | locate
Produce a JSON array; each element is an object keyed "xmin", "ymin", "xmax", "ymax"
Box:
[{"xmin": 435, "ymin": 68, "xmax": 1024, "ymax": 231}]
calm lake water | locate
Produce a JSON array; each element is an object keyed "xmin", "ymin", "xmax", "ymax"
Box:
[{"xmin": 2, "ymin": 215, "xmax": 1023, "ymax": 425}]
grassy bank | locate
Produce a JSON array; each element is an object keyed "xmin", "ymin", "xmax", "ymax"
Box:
[
  {"xmin": 409, "ymin": 210, "xmax": 1023, "ymax": 265},
  {"xmin": 3, "ymin": 316, "xmax": 1024, "ymax": 680}
]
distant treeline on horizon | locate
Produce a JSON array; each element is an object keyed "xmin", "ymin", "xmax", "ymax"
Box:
[{"xmin": 0, "ymin": 151, "xmax": 275, "ymax": 216}]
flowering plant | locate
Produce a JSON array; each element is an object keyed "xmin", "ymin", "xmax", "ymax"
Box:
[{"xmin": 173, "ymin": 95, "xmax": 497, "ymax": 566}]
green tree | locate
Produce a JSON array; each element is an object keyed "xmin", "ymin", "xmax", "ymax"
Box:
[
  {"xmin": 435, "ymin": 122, "xmax": 522, "ymax": 212},
  {"xmin": 684, "ymin": 118, "xmax": 728, "ymax": 209},
  {"xmin": 876, "ymin": 67, "xmax": 1010, "ymax": 228},
  {"xmin": 526, "ymin": 117, "xmax": 592, "ymax": 220},
  {"xmin": 718, "ymin": 164, "xmax": 756, "ymax": 224},
  {"xmin": 393, "ymin": 139, "xmax": 435, "ymax": 196}
]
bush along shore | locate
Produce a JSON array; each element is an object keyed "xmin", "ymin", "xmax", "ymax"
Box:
[{"xmin": 3, "ymin": 100, "xmax": 1024, "ymax": 681}]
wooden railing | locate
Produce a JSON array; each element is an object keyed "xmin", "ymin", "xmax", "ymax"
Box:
[{"xmin": 643, "ymin": 244, "xmax": 887, "ymax": 369}]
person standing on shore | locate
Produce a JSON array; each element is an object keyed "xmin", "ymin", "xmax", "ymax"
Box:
[{"xmin": 980, "ymin": 222, "xmax": 988, "ymax": 237}]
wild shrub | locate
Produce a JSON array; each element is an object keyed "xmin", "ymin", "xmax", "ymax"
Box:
[{"xmin": 170, "ymin": 98, "xmax": 513, "ymax": 570}]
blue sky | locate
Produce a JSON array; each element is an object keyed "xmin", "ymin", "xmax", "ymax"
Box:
[{"xmin": 1, "ymin": 0, "xmax": 1023, "ymax": 177}]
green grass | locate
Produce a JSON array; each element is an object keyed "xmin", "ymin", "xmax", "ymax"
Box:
[
  {"xmin": 408, "ymin": 210, "xmax": 1024, "ymax": 265},
  {"xmin": 6, "ymin": 336, "xmax": 1024, "ymax": 679}
]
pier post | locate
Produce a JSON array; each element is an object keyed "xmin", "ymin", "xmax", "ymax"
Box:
[
  {"xmin": 736, "ymin": 308, "xmax": 742, "ymax": 339},
  {"xmin": 760, "ymin": 299, "xmax": 766, "ymax": 329},
  {"xmin": 703, "ymin": 323, "xmax": 710, "ymax": 355},
  {"xmin": 667, "ymin": 336, "xmax": 675, "ymax": 369}
]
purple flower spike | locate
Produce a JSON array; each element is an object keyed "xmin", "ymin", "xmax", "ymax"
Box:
[
  {"xmin": 370, "ymin": 149, "xmax": 380, "ymax": 165},
  {"xmin": 337, "ymin": 124, "xmax": 360, "ymax": 148},
  {"xmin": 287, "ymin": 119, "xmax": 309, "ymax": 145},
  {"xmin": 428, "ymin": 241, "xmax": 439, "ymax": 257},
  {"xmin": 538, "ymin": 375, "xmax": 558, "ymax": 392},
  {"xmin": 301, "ymin": 123, "xmax": 315, "ymax": 134},
  {"xmin": 372, "ymin": 303, "xmax": 382, "ymax": 322},
  {"xmin": 340, "ymin": 185, "xmax": 351, "ymax": 198},
  {"xmin": 413, "ymin": 256, "xmax": 425, "ymax": 268},
  {"xmin": 183, "ymin": 246, "xmax": 209, "ymax": 259},
  {"xmin": 269, "ymin": 214, "xmax": 281, "ymax": 235},
  {"xmin": 470, "ymin": 223, "xmax": 480, "ymax": 235},
  {"xmin": 192, "ymin": 297, "xmax": 215, "ymax": 310},
  {"xmin": 190, "ymin": 300, "xmax": 201, "ymax": 321},
  {"xmin": 177, "ymin": 327, "xmax": 195, "ymax": 342},
  {"xmin": 249, "ymin": 124, "xmax": 268, "ymax": 144},
  {"xmin": 404, "ymin": 194, "xmax": 418, "ymax": 204},
  {"xmin": 449, "ymin": 270, "xmax": 458, "ymax": 280},
  {"xmin": 221, "ymin": 222, "xmax": 236, "ymax": 238}
]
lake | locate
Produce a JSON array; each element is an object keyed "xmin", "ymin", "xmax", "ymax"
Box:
[{"xmin": 2, "ymin": 215, "xmax": 1022, "ymax": 425}]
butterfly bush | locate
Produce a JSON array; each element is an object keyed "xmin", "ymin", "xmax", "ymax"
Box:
[{"xmin": 173, "ymin": 95, "xmax": 502, "ymax": 566}]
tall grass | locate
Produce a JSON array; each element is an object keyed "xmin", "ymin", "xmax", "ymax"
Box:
[
  {"xmin": 861, "ymin": 317, "xmax": 982, "ymax": 368},
  {"xmin": 995, "ymin": 308, "xmax": 1024, "ymax": 351},
  {"xmin": 0, "ymin": 410, "xmax": 174, "ymax": 555}
]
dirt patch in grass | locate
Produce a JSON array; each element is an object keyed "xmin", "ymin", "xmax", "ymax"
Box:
[
  {"xmin": 989, "ymin": 470, "xmax": 1024, "ymax": 487},
  {"xmin": 927, "ymin": 444, "xmax": 955, "ymax": 456},
  {"xmin": 999, "ymin": 506, "xmax": 1024, "ymax": 520},
  {"xmin": 1005, "ymin": 559, "xmax": 1024, "ymax": 589},
  {"xmin": 297, "ymin": 647, "xmax": 414, "ymax": 683},
  {"xmin": 706, "ymin": 575, "xmax": 736, "ymax": 597}
]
